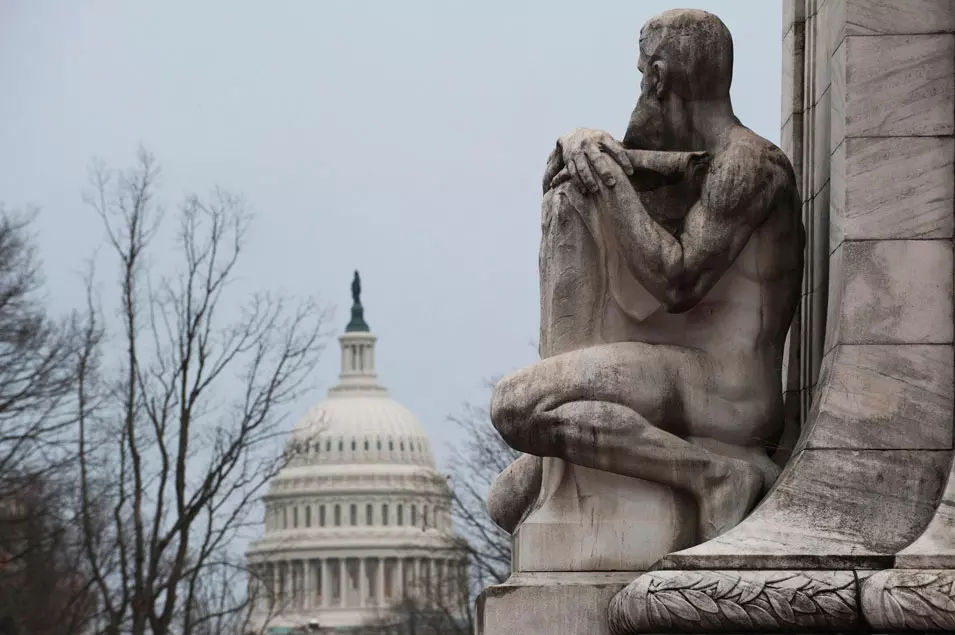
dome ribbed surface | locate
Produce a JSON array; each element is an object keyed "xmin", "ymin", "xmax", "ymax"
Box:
[{"xmin": 291, "ymin": 392, "xmax": 436, "ymax": 468}]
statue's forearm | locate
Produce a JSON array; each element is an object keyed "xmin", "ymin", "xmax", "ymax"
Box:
[
  {"xmin": 626, "ymin": 150, "xmax": 708, "ymax": 191},
  {"xmin": 598, "ymin": 177, "xmax": 685, "ymax": 302}
]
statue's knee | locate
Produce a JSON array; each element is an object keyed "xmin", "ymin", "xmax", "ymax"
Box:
[{"xmin": 490, "ymin": 374, "xmax": 531, "ymax": 447}]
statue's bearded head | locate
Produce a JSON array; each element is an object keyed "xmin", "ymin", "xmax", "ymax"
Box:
[{"xmin": 624, "ymin": 9, "xmax": 734, "ymax": 151}]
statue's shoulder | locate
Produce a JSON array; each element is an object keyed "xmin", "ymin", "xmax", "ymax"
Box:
[{"xmin": 714, "ymin": 128, "xmax": 798, "ymax": 200}]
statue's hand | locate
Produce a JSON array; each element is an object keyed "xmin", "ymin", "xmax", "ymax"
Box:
[
  {"xmin": 556, "ymin": 128, "xmax": 634, "ymax": 194},
  {"xmin": 542, "ymin": 144, "xmax": 564, "ymax": 195}
]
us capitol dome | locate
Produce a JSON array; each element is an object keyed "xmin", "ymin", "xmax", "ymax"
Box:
[{"xmin": 246, "ymin": 272, "xmax": 468, "ymax": 633}]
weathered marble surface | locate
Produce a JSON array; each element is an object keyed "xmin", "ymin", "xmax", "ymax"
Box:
[
  {"xmin": 895, "ymin": 421, "xmax": 955, "ymax": 569},
  {"xmin": 801, "ymin": 344, "xmax": 953, "ymax": 450},
  {"xmin": 831, "ymin": 34, "xmax": 955, "ymax": 140},
  {"xmin": 831, "ymin": 137, "xmax": 955, "ymax": 243},
  {"xmin": 824, "ymin": 240, "xmax": 954, "ymax": 348},
  {"xmin": 781, "ymin": 22, "xmax": 805, "ymax": 125},
  {"xmin": 657, "ymin": 449, "xmax": 948, "ymax": 570},
  {"xmin": 828, "ymin": 0, "xmax": 955, "ymax": 51},
  {"xmin": 811, "ymin": 89, "xmax": 831, "ymax": 197}
]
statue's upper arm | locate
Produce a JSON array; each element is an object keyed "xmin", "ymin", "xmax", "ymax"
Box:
[{"xmin": 669, "ymin": 143, "xmax": 789, "ymax": 311}]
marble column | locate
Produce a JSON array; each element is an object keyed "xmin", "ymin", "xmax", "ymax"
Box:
[
  {"xmin": 411, "ymin": 558, "xmax": 419, "ymax": 599},
  {"xmin": 419, "ymin": 558, "xmax": 426, "ymax": 600},
  {"xmin": 338, "ymin": 558, "xmax": 346, "ymax": 607},
  {"xmin": 303, "ymin": 558, "xmax": 312, "ymax": 610},
  {"xmin": 377, "ymin": 557, "xmax": 386, "ymax": 604},
  {"xmin": 288, "ymin": 560, "xmax": 294, "ymax": 609},
  {"xmin": 320, "ymin": 559, "xmax": 329, "ymax": 608},
  {"xmin": 359, "ymin": 558, "xmax": 366, "ymax": 607},
  {"xmin": 397, "ymin": 558, "xmax": 404, "ymax": 601},
  {"xmin": 271, "ymin": 563, "xmax": 279, "ymax": 609}
]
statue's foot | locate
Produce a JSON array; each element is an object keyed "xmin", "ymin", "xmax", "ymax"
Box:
[
  {"xmin": 488, "ymin": 454, "xmax": 543, "ymax": 534},
  {"xmin": 696, "ymin": 459, "xmax": 763, "ymax": 541}
]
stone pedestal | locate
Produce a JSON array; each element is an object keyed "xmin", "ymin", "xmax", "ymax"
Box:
[
  {"xmin": 478, "ymin": 573, "xmax": 635, "ymax": 635},
  {"xmin": 512, "ymin": 459, "xmax": 696, "ymax": 572},
  {"xmin": 481, "ymin": 459, "xmax": 695, "ymax": 635}
]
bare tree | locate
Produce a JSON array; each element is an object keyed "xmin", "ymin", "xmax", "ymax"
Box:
[
  {"xmin": 0, "ymin": 471, "xmax": 98, "ymax": 635},
  {"xmin": 0, "ymin": 207, "xmax": 100, "ymax": 635},
  {"xmin": 74, "ymin": 149, "xmax": 330, "ymax": 635},
  {"xmin": 447, "ymin": 385, "xmax": 517, "ymax": 590},
  {"xmin": 0, "ymin": 209, "xmax": 86, "ymax": 480}
]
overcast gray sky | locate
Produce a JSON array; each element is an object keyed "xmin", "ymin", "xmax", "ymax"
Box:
[{"xmin": 0, "ymin": 0, "xmax": 781, "ymax": 469}]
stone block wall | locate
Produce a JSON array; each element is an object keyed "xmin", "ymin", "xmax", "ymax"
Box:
[{"xmin": 781, "ymin": 0, "xmax": 955, "ymax": 460}]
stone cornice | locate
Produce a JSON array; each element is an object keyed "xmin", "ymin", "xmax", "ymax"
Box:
[{"xmin": 263, "ymin": 470, "xmax": 450, "ymax": 500}]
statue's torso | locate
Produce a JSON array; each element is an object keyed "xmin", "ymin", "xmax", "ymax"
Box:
[{"xmin": 539, "ymin": 144, "xmax": 802, "ymax": 364}]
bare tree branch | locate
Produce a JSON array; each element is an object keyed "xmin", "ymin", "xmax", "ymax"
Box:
[{"xmin": 74, "ymin": 150, "xmax": 330, "ymax": 635}]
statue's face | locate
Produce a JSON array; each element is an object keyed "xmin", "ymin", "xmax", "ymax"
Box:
[
  {"xmin": 624, "ymin": 53, "xmax": 669, "ymax": 150},
  {"xmin": 625, "ymin": 52, "xmax": 693, "ymax": 151}
]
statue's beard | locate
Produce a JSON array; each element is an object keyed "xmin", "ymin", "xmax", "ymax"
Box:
[{"xmin": 623, "ymin": 100, "xmax": 667, "ymax": 150}]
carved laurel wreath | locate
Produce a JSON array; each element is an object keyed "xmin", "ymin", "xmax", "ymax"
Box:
[
  {"xmin": 639, "ymin": 570, "xmax": 856, "ymax": 632},
  {"xmin": 865, "ymin": 570, "xmax": 955, "ymax": 631}
]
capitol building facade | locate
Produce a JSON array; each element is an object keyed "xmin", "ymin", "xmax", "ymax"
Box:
[{"xmin": 246, "ymin": 275, "xmax": 468, "ymax": 633}]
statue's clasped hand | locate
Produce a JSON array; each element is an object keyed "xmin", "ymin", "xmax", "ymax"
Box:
[{"xmin": 544, "ymin": 128, "xmax": 634, "ymax": 195}]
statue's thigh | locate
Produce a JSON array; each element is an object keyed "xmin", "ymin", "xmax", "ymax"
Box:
[{"xmin": 503, "ymin": 342, "xmax": 687, "ymax": 430}]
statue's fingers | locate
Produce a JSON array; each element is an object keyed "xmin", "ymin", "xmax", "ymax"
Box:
[
  {"xmin": 571, "ymin": 153, "xmax": 600, "ymax": 193},
  {"xmin": 542, "ymin": 153, "xmax": 563, "ymax": 193},
  {"xmin": 601, "ymin": 140, "xmax": 635, "ymax": 175},
  {"xmin": 565, "ymin": 157, "xmax": 583, "ymax": 191},
  {"xmin": 585, "ymin": 147, "xmax": 619, "ymax": 187},
  {"xmin": 549, "ymin": 167, "xmax": 571, "ymax": 189}
]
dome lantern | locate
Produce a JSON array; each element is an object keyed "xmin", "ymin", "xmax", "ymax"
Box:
[{"xmin": 332, "ymin": 270, "xmax": 385, "ymax": 395}]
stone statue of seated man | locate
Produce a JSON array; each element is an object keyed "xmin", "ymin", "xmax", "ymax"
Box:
[{"xmin": 487, "ymin": 8, "xmax": 804, "ymax": 571}]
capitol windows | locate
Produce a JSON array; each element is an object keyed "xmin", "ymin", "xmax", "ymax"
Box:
[
  {"xmin": 293, "ymin": 507, "xmax": 299, "ymax": 528},
  {"xmin": 382, "ymin": 504, "xmax": 389, "ymax": 526},
  {"xmin": 351, "ymin": 439, "xmax": 356, "ymax": 451},
  {"xmin": 364, "ymin": 439, "xmax": 369, "ymax": 451},
  {"xmin": 283, "ymin": 507, "xmax": 288, "ymax": 529},
  {"xmin": 305, "ymin": 505, "xmax": 312, "ymax": 527},
  {"xmin": 350, "ymin": 504, "xmax": 357, "ymax": 526},
  {"xmin": 400, "ymin": 440, "xmax": 405, "ymax": 451},
  {"xmin": 411, "ymin": 504, "xmax": 417, "ymax": 526},
  {"xmin": 338, "ymin": 439, "xmax": 343, "ymax": 452},
  {"xmin": 423, "ymin": 506, "xmax": 429, "ymax": 528},
  {"xmin": 377, "ymin": 439, "xmax": 382, "ymax": 451},
  {"xmin": 334, "ymin": 504, "xmax": 341, "ymax": 526},
  {"xmin": 389, "ymin": 440, "xmax": 394, "ymax": 451},
  {"xmin": 397, "ymin": 504, "xmax": 404, "ymax": 526},
  {"xmin": 366, "ymin": 504, "xmax": 373, "ymax": 526},
  {"xmin": 320, "ymin": 505, "xmax": 326, "ymax": 527}
]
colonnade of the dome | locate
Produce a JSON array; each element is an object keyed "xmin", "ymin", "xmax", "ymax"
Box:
[
  {"xmin": 250, "ymin": 554, "xmax": 467, "ymax": 613},
  {"xmin": 265, "ymin": 498, "xmax": 449, "ymax": 533}
]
